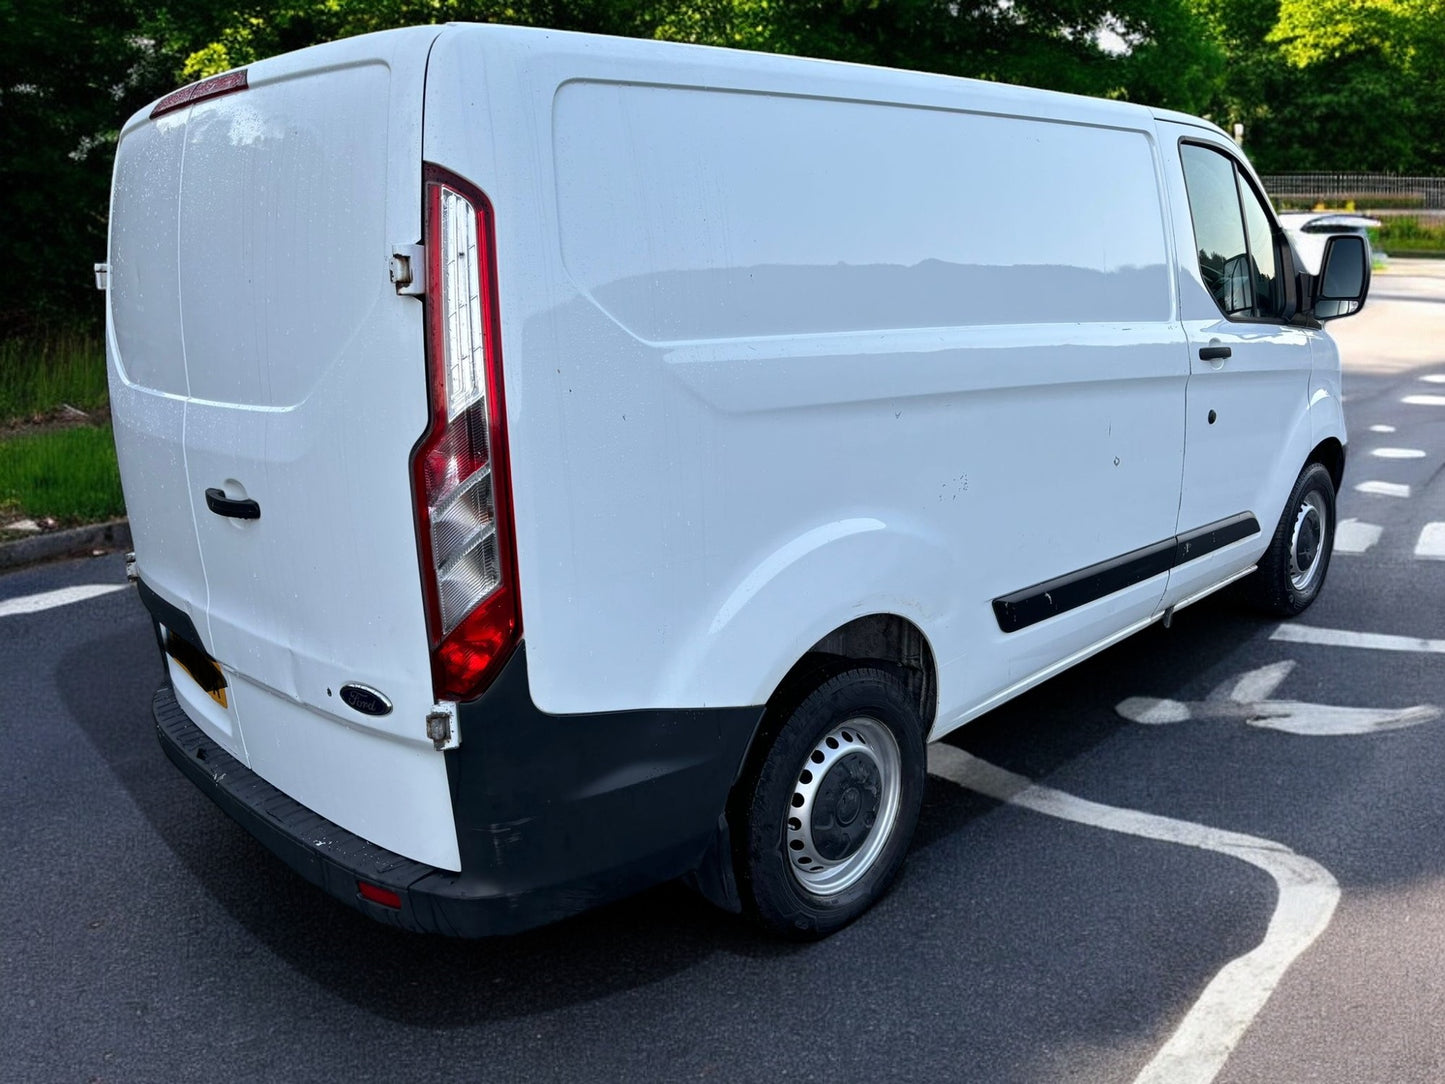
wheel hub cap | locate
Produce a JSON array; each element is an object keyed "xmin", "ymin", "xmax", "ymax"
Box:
[
  {"xmin": 1289, "ymin": 492, "xmax": 1328, "ymax": 592},
  {"xmin": 785, "ymin": 717, "xmax": 903, "ymax": 897},
  {"xmin": 810, "ymin": 753, "xmax": 881, "ymax": 860}
]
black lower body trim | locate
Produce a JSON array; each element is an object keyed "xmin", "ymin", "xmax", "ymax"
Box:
[
  {"xmin": 153, "ymin": 643, "xmax": 763, "ymax": 937},
  {"xmin": 155, "ymin": 688, "xmax": 435, "ymax": 932},
  {"xmin": 993, "ymin": 512, "xmax": 1261, "ymax": 633},
  {"xmin": 135, "ymin": 577, "xmax": 204, "ymax": 650},
  {"xmin": 1173, "ymin": 511, "xmax": 1259, "ymax": 565}
]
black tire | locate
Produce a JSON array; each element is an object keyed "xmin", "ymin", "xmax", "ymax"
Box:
[
  {"xmin": 735, "ymin": 667, "xmax": 926, "ymax": 940},
  {"xmin": 1245, "ymin": 461, "xmax": 1336, "ymax": 616}
]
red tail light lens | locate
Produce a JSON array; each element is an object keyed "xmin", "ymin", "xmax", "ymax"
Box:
[{"xmin": 412, "ymin": 166, "xmax": 519, "ymax": 701}]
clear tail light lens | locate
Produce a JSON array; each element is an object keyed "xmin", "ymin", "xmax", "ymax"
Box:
[{"xmin": 412, "ymin": 168, "xmax": 519, "ymax": 701}]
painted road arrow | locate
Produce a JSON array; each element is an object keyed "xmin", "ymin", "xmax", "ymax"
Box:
[{"xmin": 1116, "ymin": 660, "xmax": 1440, "ymax": 735}]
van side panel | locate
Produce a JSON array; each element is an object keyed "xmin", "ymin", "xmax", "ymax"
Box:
[
  {"xmin": 426, "ymin": 28, "xmax": 1188, "ymax": 725},
  {"xmin": 556, "ymin": 84, "xmax": 1170, "ymax": 338}
]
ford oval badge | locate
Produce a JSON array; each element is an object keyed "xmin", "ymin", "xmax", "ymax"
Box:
[{"xmin": 340, "ymin": 683, "xmax": 392, "ymax": 717}]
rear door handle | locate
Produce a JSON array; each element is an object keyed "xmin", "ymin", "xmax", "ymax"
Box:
[
  {"xmin": 205, "ymin": 488, "xmax": 260, "ymax": 520},
  {"xmin": 1198, "ymin": 346, "xmax": 1232, "ymax": 361}
]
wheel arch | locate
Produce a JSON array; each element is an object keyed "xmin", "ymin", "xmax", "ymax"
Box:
[
  {"xmin": 1308, "ymin": 435, "xmax": 1346, "ymax": 493},
  {"xmin": 688, "ymin": 612, "xmax": 938, "ymax": 916},
  {"xmin": 772, "ymin": 613, "xmax": 938, "ymax": 735}
]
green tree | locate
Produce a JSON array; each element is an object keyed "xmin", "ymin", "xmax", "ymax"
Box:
[
  {"xmin": 178, "ymin": 0, "xmax": 1225, "ymax": 113},
  {"xmin": 2, "ymin": 1, "xmax": 140, "ymax": 330},
  {"xmin": 0, "ymin": 0, "xmax": 240, "ymax": 332},
  {"xmin": 1256, "ymin": 0, "xmax": 1445, "ymax": 171}
]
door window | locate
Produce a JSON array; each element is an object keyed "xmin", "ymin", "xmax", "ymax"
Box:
[{"xmin": 1180, "ymin": 143, "xmax": 1283, "ymax": 320}]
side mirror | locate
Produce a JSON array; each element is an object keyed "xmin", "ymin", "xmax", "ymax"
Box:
[{"xmin": 1312, "ymin": 234, "xmax": 1370, "ymax": 320}]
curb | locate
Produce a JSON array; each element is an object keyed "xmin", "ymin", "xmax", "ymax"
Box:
[{"xmin": 0, "ymin": 519, "xmax": 131, "ymax": 572}]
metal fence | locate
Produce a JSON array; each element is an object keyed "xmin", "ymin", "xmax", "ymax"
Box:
[{"xmin": 1261, "ymin": 173, "xmax": 1445, "ymax": 211}]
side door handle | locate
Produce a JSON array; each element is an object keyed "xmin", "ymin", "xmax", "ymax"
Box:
[
  {"xmin": 205, "ymin": 488, "xmax": 261, "ymax": 520},
  {"xmin": 1199, "ymin": 345, "xmax": 1232, "ymax": 362}
]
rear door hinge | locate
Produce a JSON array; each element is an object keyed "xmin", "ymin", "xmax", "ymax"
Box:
[
  {"xmin": 94, "ymin": 262, "xmax": 110, "ymax": 291},
  {"xmin": 426, "ymin": 701, "xmax": 459, "ymax": 751},
  {"xmin": 390, "ymin": 244, "xmax": 425, "ymax": 297}
]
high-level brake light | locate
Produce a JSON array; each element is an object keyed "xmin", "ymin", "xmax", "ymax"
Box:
[
  {"xmin": 412, "ymin": 167, "xmax": 520, "ymax": 701},
  {"xmin": 151, "ymin": 70, "xmax": 249, "ymax": 119}
]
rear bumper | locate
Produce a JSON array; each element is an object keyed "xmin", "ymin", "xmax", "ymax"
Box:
[{"xmin": 154, "ymin": 643, "xmax": 762, "ymax": 936}]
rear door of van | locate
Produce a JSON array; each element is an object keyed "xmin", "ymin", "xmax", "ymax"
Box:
[{"xmin": 107, "ymin": 27, "xmax": 461, "ymax": 870}]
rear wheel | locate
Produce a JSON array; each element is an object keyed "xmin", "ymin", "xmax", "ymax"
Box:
[
  {"xmin": 1245, "ymin": 461, "xmax": 1336, "ymax": 616},
  {"xmin": 736, "ymin": 667, "xmax": 925, "ymax": 939}
]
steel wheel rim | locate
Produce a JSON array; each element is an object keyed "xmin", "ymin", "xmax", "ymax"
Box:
[
  {"xmin": 785, "ymin": 716, "xmax": 902, "ymax": 897},
  {"xmin": 1289, "ymin": 490, "xmax": 1327, "ymax": 593}
]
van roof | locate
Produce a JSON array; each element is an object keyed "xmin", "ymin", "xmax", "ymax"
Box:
[
  {"xmin": 133, "ymin": 23, "xmax": 1216, "ymax": 150},
  {"xmin": 1148, "ymin": 106, "xmax": 1230, "ymax": 139},
  {"xmin": 439, "ymin": 22, "xmax": 1173, "ymax": 126}
]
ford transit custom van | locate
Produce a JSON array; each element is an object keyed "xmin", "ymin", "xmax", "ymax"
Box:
[{"xmin": 105, "ymin": 24, "xmax": 1370, "ymax": 938}]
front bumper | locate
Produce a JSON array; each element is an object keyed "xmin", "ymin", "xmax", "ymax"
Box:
[{"xmin": 154, "ymin": 643, "xmax": 762, "ymax": 936}]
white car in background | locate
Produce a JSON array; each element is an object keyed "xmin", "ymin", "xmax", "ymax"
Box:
[{"xmin": 1279, "ymin": 212, "xmax": 1381, "ymax": 273}]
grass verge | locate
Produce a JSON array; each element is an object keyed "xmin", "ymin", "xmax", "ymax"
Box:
[
  {"xmin": 1370, "ymin": 216, "xmax": 1445, "ymax": 256},
  {"xmin": 0, "ymin": 331, "xmax": 108, "ymax": 422},
  {"xmin": 1323, "ymin": 216, "xmax": 1445, "ymax": 260},
  {"xmin": 0, "ymin": 425, "xmax": 124, "ymax": 526}
]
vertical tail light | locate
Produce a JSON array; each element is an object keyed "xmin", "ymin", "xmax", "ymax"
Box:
[{"xmin": 412, "ymin": 166, "xmax": 519, "ymax": 701}]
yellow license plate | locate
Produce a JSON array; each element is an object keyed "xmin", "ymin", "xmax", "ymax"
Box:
[{"xmin": 164, "ymin": 629, "xmax": 229, "ymax": 709}]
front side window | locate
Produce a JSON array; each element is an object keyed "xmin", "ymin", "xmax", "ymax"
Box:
[
  {"xmin": 1180, "ymin": 143, "xmax": 1283, "ymax": 320},
  {"xmin": 1238, "ymin": 176, "xmax": 1282, "ymax": 317}
]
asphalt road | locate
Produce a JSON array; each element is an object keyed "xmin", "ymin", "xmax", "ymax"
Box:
[{"xmin": 4, "ymin": 266, "xmax": 1445, "ymax": 1082}]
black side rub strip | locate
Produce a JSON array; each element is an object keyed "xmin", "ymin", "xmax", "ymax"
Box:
[
  {"xmin": 1173, "ymin": 512, "xmax": 1259, "ymax": 566},
  {"xmin": 993, "ymin": 512, "xmax": 1260, "ymax": 633},
  {"xmin": 992, "ymin": 539, "xmax": 1175, "ymax": 635}
]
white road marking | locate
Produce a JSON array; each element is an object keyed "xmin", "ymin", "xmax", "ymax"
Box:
[
  {"xmin": 1402, "ymin": 394, "xmax": 1445, "ymax": 406},
  {"xmin": 1334, "ymin": 518, "xmax": 1383, "ymax": 554},
  {"xmin": 1117, "ymin": 661, "xmax": 1439, "ymax": 736},
  {"xmin": 1229, "ymin": 660, "xmax": 1292, "ymax": 702},
  {"xmin": 1422, "ymin": 374, "xmax": 1445, "ymax": 384},
  {"xmin": 1123, "ymin": 697, "xmax": 1191, "ymax": 724},
  {"xmin": 1368, "ymin": 424, "xmax": 1396, "ymax": 433},
  {"xmin": 1255, "ymin": 701, "xmax": 1441, "ymax": 735},
  {"xmin": 1271, "ymin": 624, "xmax": 1445, "ymax": 655},
  {"xmin": 1415, "ymin": 523, "xmax": 1445, "ymax": 561},
  {"xmin": 927, "ymin": 744, "xmax": 1339, "ymax": 1084},
  {"xmin": 1371, "ymin": 447, "xmax": 1428, "ymax": 459},
  {"xmin": 1354, "ymin": 480, "xmax": 1411, "ymax": 498},
  {"xmin": 0, "ymin": 583, "xmax": 128, "ymax": 619}
]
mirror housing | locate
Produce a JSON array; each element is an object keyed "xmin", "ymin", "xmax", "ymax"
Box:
[{"xmin": 1311, "ymin": 234, "xmax": 1370, "ymax": 321}]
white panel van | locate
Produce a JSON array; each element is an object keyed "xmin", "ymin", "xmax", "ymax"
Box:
[{"xmin": 106, "ymin": 24, "xmax": 1370, "ymax": 938}]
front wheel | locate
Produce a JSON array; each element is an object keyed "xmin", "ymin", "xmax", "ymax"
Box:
[
  {"xmin": 1245, "ymin": 461, "xmax": 1336, "ymax": 616},
  {"xmin": 736, "ymin": 667, "xmax": 926, "ymax": 939}
]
